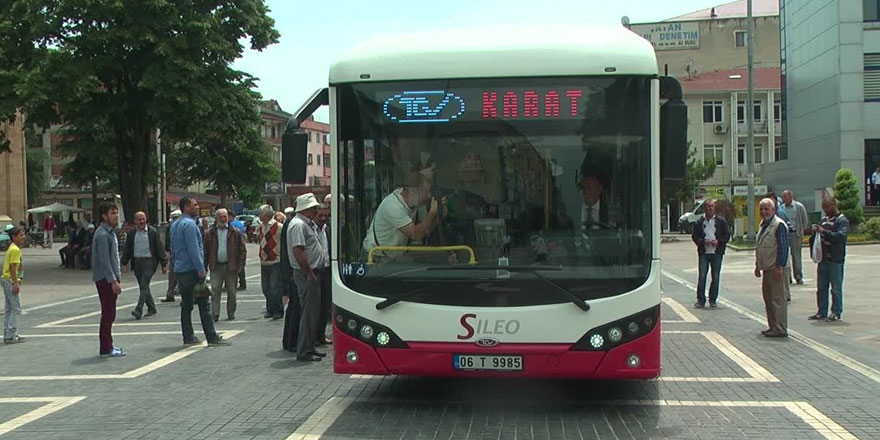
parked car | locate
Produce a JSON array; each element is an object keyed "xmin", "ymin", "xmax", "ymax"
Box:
[{"xmin": 235, "ymin": 214, "xmax": 258, "ymax": 228}]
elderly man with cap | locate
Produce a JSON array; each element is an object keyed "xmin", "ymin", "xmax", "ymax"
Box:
[
  {"xmin": 288, "ymin": 193, "xmax": 326, "ymax": 361},
  {"xmin": 281, "ymin": 205, "xmax": 301, "ymax": 351},
  {"xmin": 162, "ymin": 209, "xmax": 182, "ymax": 303}
]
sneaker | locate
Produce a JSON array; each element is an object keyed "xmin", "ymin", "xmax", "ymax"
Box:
[
  {"xmin": 826, "ymin": 314, "xmax": 841, "ymax": 322},
  {"xmin": 161, "ymin": 297, "xmax": 175, "ymax": 303},
  {"xmin": 207, "ymin": 337, "xmax": 231, "ymax": 346},
  {"xmin": 3, "ymin": 336, "xmax": 24, "ymax": 344},
  {"xmin": 807, "ymin": 313, "xmax": 827, "ymax": 320},
  {"xmin": 101, "ymin": 347, "xmax": 126, "ymax": 357},
  {"xmin": 183, "ymin": 337, "xmax": 201, "ymax": 346},
  {"xmin": 693, "ymin": 302, "xmax": 705, "ymax": 309},
  {"xmin": 709, "ymin": 302, "xmax": 717, "ymax": 308}
]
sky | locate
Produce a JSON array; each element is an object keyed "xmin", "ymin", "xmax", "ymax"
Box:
[{"xmin": 233, "ymin": 0, "xmax": 730, "ymax": 122}]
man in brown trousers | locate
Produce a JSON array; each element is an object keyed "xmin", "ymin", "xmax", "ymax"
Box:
[
  {"xmin": 754, "ymin": 198, "xmax": 790, "ymax": 338},
  {"xmin": 204, "ymin": 208, "xmax": 246, "ymax": 322}
]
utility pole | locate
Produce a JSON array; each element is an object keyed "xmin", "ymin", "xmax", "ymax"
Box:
[{"xmin": 746, "ymin": 0, "xmax": 756, "ymax": 240}]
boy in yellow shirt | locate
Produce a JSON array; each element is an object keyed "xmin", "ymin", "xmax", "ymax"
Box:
[{"xmin": 3, "ymin": 227, "xmax": 25, "ymax": 343}]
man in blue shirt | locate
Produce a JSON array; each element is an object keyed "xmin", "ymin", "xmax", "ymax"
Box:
[{"xmin": 171, "ymin": 197, "xmax": 229, "ymax": 346}]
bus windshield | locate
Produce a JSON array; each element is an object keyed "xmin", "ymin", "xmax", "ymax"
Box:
[{"xmin": 336, "ymin": 76, "xmax": 653, "ymax": 307}]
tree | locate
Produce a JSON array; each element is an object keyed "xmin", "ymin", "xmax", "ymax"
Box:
[
  {"xmin": 0, "ymin": 0, "xmax": 279, "ymax": 219},
  {"xmin": 25, "ymin": 148, "xmax": 46, "ymax": 208},
  {"xmin": 833, "ymin": 168, "xmax": 863, "ymax": 226},
  {"xmin": 662, "ymin": 143, "xmax": 717, "ymax": 204},
  {"xmin": 166, "ymin": 80, "xmax": 279, "ymax": 207}
]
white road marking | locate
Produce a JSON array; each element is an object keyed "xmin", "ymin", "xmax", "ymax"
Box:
[
  {"xmin": 0, "ymin": 330, "xmax": 243, "ymax": 381},
  {"xmin": 660, "ymin": 297, "xmax": 701, "ymax": 323},
  {"xmin": 662, "ymin": 331, "xmax": 778, "ymax": 382},
  {"xmin": 663, "ymin": 270, "xmax": 880, "ymax": 384},
  {"xmin": 289, "ymin": 397, "xmax": 857, "ymax": 440},
  {"xmin": 285, "ymin": 397, "xmax": 357, "ymax": 440},
  {"xmin": 35, "ymin": 303, "xmax": 139, "ymax": 328},
  {"xmin": 0, "ymin": 396, "xmax": 87, "ymax": 437}
]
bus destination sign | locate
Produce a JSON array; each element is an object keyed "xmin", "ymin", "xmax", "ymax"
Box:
[{"xmin": 381, "ymin": 88, "xmax": 591, "ymax": 124}]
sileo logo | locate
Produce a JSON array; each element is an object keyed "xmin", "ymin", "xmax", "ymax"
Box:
[
  {"xmin": 457, "ymin": 313, "xmax": 521, "ymax": 340},
  {"xmin": 383, "ymin": 90, "xmax": 466, "ymax": 123}
]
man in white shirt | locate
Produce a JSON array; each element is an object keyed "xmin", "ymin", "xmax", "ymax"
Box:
[
  {"xmin": 362, "ymin": 170, "xmax": 440, "ymax": 260},
  {"xmin": 691, "ymin": 200, "xmax": 731, "ymax": 308}
]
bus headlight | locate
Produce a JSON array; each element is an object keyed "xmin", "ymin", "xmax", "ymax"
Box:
[
  {"xmin": 608, "ymin": 327, "xmax": 623, "ymax": 343},
  {"xmin": 347, "ymin": 319, "xmax": 358, "ymax": 331},
  {"xmin": 589, "ymin": 333, "xmax": 604, "ymax": 348},
  {"xmin": 627, "ymin": 321, "xmax": 639, "ymax": 333},
  {"xmin": 360, "ymin": 325, "xmax": 374, "ymax": 340},
  {"xmin": 376, "ymin": 332, "xmax": 391, "ymax": 346}
]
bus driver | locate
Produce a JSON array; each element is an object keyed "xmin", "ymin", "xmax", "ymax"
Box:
[{"xmin": 362, "ymin": 164, "xmax": 442, "ymax": 259}]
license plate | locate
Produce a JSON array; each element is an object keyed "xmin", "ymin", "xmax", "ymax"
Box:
[{"xmin": 453, "ymin": 354, "xmax": 523, "ymax": 371}]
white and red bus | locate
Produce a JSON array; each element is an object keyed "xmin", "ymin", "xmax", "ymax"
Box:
[{"xmin": 284, "ymin": 26, "xmax": 686, "ymax": 379}]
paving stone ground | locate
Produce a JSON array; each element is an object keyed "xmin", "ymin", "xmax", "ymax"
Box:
[{"xmin": 1, "ymin": 241, "xmax": 879, "ymax": 439}]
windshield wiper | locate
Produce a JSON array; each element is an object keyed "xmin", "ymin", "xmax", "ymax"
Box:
[
  {"xmin": 426, "ymin": 265, "xmax": 562, "ymax": 271},
  {"xmin": 375, "ymin": 266, "xmax": 590, "ymax": 312}
]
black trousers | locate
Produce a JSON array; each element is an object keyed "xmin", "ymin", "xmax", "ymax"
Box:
[{"xmin": 315, "ymin": 268, "xmax": 332, "ymax": 339}]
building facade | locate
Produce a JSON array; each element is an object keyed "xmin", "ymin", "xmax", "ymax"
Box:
[
  {"xmin": 762, "ymin": 0, "xmax": 880, "ymax": 210},
  {"xmin": 632, "ymin": 0, "xmax": 781, "ymax": 204}
]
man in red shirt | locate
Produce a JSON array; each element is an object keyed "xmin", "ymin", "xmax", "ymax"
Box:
[{"xmin": 42, "ymin": 215, "xmax": 55, "ymax": 248}]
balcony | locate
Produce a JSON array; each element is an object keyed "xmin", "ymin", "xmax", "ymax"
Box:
[
  {"xmin": 736, "ymin": 121, "xmax": 769, "ymax": 135},
  {"xmin": 734, "ymin": 164, "xmax": 762, "ymax": 180}
]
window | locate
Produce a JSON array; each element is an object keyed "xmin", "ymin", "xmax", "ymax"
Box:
[
  {"xmin": 703, "ymin": 144, "xmax": 724, "ymax": 166},
  {"xmin": 736, "ymin": 101, "xmax": 762, "ymax": 122},
  {"xmin": 308, "ymin": 153, "xmax": 313, "ymax": 165},
  {"xmin": 735, "ymin": 30, "xmax": 747, "ymax": 48},
  {"xmin": 866, "ymin": 54, "xmax": 880, "ymax": 101},
  {"xmin": 774, "ymin": 142, "xmax": 788, "ymax": 161},
  {"xmin": 323, "ymin": 134, "xmax": 329, "ymax": 144},
  {"xmin": 324, "ymin": 154, "xmax": 331, "ymax": 167},
  {"xmin": 737, "ymin": 144, "xmax": 763, "ymax": 164},
  {"xmin": 702, "ymin": 101, "xmax": 723, "ymax": 123},
  {"xmin": 317, "ymin": 154, "xmax": 321, "ymax": 165},
  {"xmin": 866, "ymin": 0, "xmax": 880, "ymax": 22},
  {"xmin": 270, "ymin": 126, "xmax": 276, "ymax": 138},
  {"xmin": 773, "ymin": 100, "xmax": 781, "ymax": 122}
]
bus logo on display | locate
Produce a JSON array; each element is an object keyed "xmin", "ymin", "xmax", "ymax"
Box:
[{"xmin": 383, "ymin": 90, "xmax": 465, "ymax": 123}]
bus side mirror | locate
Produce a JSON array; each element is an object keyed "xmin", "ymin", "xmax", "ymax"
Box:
[
  {"xmin": 660, "ymin": 76, "xmax": 687, "ymax": 181},
  {"xmin": 282, "ymin": 129, "xmax": 308, "ymax": 184}
]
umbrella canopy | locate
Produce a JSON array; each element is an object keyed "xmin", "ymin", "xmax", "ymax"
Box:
[{"xmin": 27, "ymin": 202, "xmax": 86, "ymax": 214}]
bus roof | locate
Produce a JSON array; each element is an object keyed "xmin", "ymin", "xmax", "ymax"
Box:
[{"xmin": 329, "ymin": 26, "xmax": 658, "ymax": 84}]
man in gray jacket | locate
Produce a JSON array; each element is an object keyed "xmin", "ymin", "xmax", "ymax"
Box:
[{"xmin": 782, "ymin": 190, "xmax": 810, "ymax": 285}]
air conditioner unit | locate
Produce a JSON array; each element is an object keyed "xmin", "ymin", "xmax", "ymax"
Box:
[{"xmin": 713, "ymin": 124, "xmax": 727, "ymax": 134}]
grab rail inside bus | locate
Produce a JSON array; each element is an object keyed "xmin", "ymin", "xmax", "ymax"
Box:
[{"xmin": 367, "ymin": 245, "xmax": 477, "ymax": 265}]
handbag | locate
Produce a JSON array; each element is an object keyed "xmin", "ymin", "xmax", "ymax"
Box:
[
  {"xmin": 193, "ymin": 280, "xmax": 211, "ymax": 299},
  {"xmin": 810, "ymin": 234, "xmax": 822, "ymax": 264}
]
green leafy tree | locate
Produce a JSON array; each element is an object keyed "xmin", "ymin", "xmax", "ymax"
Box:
[
  {"xmin": 25, "ymin": 148, "xmax": 46, "ymax": 207},
  {"xmin": 833, "ymin": 168, "xmax": 863, "ymax": 226},
  {"xmin": 0, "ymin": 0, "xmax": 279, "ymax": 219}
]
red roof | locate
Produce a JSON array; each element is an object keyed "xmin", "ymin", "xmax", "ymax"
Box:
[
  {"xmin": 679, "ymin": 68, "xmax": 780, "ymax": 92},
  {"xmin": 300, "ymin": 116, "xmax": 329, "ymax": 133},
  {"xmin": 666, "ymin": 0, "xmax": 778, "ymax": 21}
]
